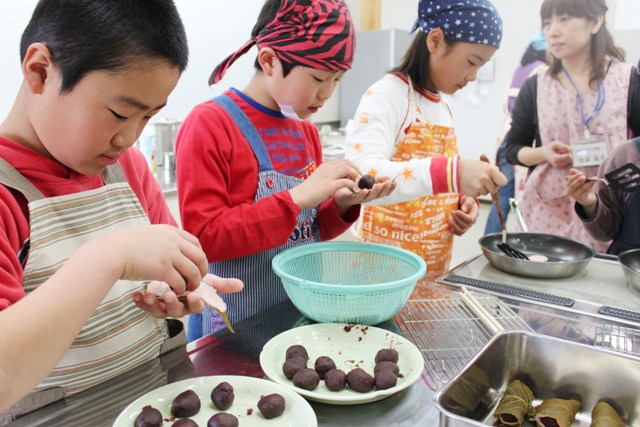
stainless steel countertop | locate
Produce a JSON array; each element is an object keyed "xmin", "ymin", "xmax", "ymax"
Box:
[{"xmin": 10, "ymin": 264, "xmax": 636, "ymax": 427}]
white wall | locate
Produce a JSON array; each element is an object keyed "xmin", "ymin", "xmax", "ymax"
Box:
[
  {"xmin": 1, "ymin": 0, "xmax": 638, "ymax": 160},
  {"xmin": 0, "ymin": 0, "xmax": 264, "ymax": 122}
]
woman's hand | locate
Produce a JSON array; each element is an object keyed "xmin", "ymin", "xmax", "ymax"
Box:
[
  {"xmin": 450, "ymin": 195, "xmax": 479, "ymax": 236},
  {"xmin": 542, "ymin": 141, "xmax": 573, "ymax": 168}
]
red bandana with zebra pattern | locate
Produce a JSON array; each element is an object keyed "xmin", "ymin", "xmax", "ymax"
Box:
[{"xmin": 209, "ymin": 0, "xmax": 355, "ymax": 85}]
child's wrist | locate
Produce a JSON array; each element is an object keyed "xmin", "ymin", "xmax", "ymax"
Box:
[
  {"xmin": 76, "ymin": 237, "xmax": 124, "ymax": 283},
  {"xmin": 579, "ymin": 199, "xmax": 598, "ymax": 219},
  {"xmin": 288, "ymin": 188, "xmax": 310, "ymax": 210}
]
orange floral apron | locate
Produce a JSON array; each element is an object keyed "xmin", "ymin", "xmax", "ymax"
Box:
[{"xmin": 358, "ymin": 119, "xmax": 459, "ymax": 298}]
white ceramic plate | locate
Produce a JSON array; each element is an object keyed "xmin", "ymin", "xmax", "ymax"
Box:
[
  {"xmin": 260, "ymin": 323, "xmax": 424, "ymax": 405},
  {"xmin": 113, "ymin": 375, "xmax": 317, "ymax": 426}
]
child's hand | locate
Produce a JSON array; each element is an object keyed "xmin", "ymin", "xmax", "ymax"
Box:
[
  {"xmin": 458, "ymin": 159, "xmax": 507, "ymax": 197},
  {"xmin": 289, "ymin": 159, "xmax": 360, "ymax": 209},
  {"xmin": 134, "ymin": 274, "xmax": 244, "ymax": 319},
  {"xmin": 102, "ymin": 224, "xmax": 206, "ymax": 288},
  {"xmin": 565, "ymin": 168, "xmax": 598, "ymax": 215},
  {"xmin": 94, "ymin": 224, "xmax": 208, "ymax": 318},
  {"xmin": 334, "ymin": 175, "xmax": 398, "ymax": 207},
  {"xmin": 450, "ymin": 195, "xmax": 478, "ymax": 236},
  {"xmin": 542, "ymin": 141, "xmax": 572, "ymax": 169},
  {"xmin": 134, "ymin": 284, "xmax": 205, "ymax": 318}
]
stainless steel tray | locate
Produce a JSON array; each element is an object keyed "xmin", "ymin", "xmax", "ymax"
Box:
[
  {"xmin": 395, "ymin": 293, "xmax": 531, "ymax": 389},
  {"xmin": 435, "ymin": 331, "xmax": 640, "ymax": 426}
]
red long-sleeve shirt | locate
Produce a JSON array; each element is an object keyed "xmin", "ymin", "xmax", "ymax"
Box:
[
  {"xmin": 0, "ymin": 137, "xmax": 175, "ymax": 309},
  {"xmin": 175, "ymin": 89, "xmax": 358, "ymax": 262}
]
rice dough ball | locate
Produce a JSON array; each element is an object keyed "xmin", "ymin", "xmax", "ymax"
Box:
[
  {"xmin": 314, "ymin": 356, "xmax": 337, "ymax": 379},
  {"xmin": 324, "ymin": 368, "xmax": 347, "ymax": 391},
  {"xmin": 375, "ymin": 348, "xmax": 399, "ymax": 364},
  {"xmin": 346, "ymin": 368, "xmax": 374, "ymax": 393},
  {"xmin": 292, "ymin": 368, "xmax": 320, "ymax": 391}
]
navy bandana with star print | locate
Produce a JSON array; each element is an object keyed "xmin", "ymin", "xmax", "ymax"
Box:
[{"xmin": 411, "ymin": 0, "xmax": 503, "ymax": 48}]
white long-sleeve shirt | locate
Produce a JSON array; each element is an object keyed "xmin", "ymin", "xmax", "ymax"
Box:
[{"xmin": 345, "ymin": 73, "xmax": 459, "ymax": 206}]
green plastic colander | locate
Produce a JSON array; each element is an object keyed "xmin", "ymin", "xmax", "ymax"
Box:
[{"xmin": 272, "ymin": 242, "xmax": 426, "ymax": 325}]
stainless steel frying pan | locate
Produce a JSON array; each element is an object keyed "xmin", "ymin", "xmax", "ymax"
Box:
[
  {"xmin": 479, "ymin": 232, "xmax": 595, "ymax": 279},
  {"xmin": 618, "ymin": 249, "xmax": 640, "ymax": 293}
]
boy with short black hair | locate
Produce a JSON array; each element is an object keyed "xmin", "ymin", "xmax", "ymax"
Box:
[
  {"xmin": 0, "ymin": 0, "xmax": 242, "ymax": 411},
  {"xmin": 176, "ymin": 0, "xmax": 397, "ymax": 340}
]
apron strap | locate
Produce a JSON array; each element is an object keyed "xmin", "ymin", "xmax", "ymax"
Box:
[
  {"xmin": 101, "ymin": 162, "xmax": 127, "ymax": 184},
  {"xmin": 0, "ymin": 158, "xmax": 45, "ymax": 202},
  {"xmin": 0, "ymin": 158, "xmax": 126, "ymax": 268},
  {"xmin": 0, "ymin": 158, "xmax": 127, "ymax": 203},
  {"xmin": 211, "ymin": 94, "xmax": 274, "ymax": 172}
]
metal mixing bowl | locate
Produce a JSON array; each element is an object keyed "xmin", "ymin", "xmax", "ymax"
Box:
[{"xmin": 618, "ymin": 248, "xmax": 640, "ymax": 293}]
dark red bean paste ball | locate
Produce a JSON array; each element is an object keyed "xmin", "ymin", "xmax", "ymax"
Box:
[
  {"xmin": 292, "ymin": 368, "xmax": 320, "ymax": 391},
  {"xmin": 346, "ymin": 367, "xmax": 374, "ymax": 393},
  {"xmin": 257, "ymin": 393, "xmax": 286, "ymax": 419},
  {"xmin": 210, "ymin": 381, "xmax": 234, "ymax": 411},
  {"xmin": 207, "ymin": 412, "xmax": 238, "ymax": 427},
  {"xmin": 324, "ymin": 368, "xmax": 347, "ymax": 391},
  {"xmin": 314, "ymin": 356, "xmax": 337, "ymax": 379},
  {"xmin": 282, "ymin": 356, "xmax": 307, "ymax": 379},
  {"xmin": 135, "ymin": 405, "xmax": 163, "ymax": 427},
  {"xmin": 171, "ymin": 389, "xmax": 201, "ymax": 418}
]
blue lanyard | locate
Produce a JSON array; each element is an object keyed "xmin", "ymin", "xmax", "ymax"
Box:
[{"xmin": 561, "ymin": 65, "xmax": 606, "ymax": 139}]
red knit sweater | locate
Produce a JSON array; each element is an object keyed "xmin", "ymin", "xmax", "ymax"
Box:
[{"xmin": 175, "ymin": 89, "xmax": 358, "ymax": 262}]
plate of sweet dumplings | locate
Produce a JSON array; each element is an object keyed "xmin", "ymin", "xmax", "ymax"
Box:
[
  {"xmin": 113, "ymin": 375, "xmax": 317, "ymax": 426},
  {"xmin": 259, "ymin": 323, "xmax": 425, "ymax": 405}
]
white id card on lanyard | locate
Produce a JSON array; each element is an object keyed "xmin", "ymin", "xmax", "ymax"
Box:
[
  {"xmin": 571, "ymin": 133, "xmax": 609, "ymax": 167},
  {"xmin": 562, "ymin": 65, "xmax": 608, "ymax": 167}
]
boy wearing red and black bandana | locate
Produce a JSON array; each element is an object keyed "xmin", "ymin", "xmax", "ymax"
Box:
[{"xmin": 176, "ymin": 0, "xmax": 397, "ymax": 340}]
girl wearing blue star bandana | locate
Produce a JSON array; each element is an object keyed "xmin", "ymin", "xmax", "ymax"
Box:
[{"xmin": 345, "ymin": 0, "xmax": 507, "ymax": 293}]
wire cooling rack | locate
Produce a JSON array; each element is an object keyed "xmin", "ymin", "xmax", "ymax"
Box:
[
  {"xmin": 395, "ymin": 293, "xmax": 531, "ymax": 390},
  {"xmin": 594, "ymin": 324, "xmax": 640, "ymax": 356}
]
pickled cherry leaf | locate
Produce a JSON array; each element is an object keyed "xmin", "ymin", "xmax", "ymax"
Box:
[
  {"xmin": 533, "ymin": 398, "xmax": 581, "ymax": 427},
  {"xmin": 591, "ymin": 401, "xmax": 625, "ymax": 427},
  {"xmin": 494, "ymin": 380, "xmax": 534, "ymax": 426}
]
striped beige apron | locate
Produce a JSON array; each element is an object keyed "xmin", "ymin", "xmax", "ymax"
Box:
[{"xmin": 0, "ymin": 160, "xmax": 173, "ymax": 401}]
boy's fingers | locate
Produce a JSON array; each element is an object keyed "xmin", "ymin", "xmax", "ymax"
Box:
[{"xmin": 201, "ymin": 274, "xmax": 244, "ymax": 294}]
